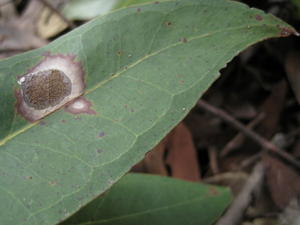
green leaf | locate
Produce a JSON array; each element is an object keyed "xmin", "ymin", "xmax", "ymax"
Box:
[
  {"xmin": 60, "ymin": 173, "xmax": 232, "ymax": 225},
  {"xmin": 0, "ymin": 0, "xmax": 295, "ymax": 225}
]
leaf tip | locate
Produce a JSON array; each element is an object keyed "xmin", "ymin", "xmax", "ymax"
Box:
[{"xmin": 277, "ymin": 25, "xmax": 299, "ymax": 37}]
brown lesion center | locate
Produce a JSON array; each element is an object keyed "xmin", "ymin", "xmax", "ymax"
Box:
[{"xmin": 21, "ymin": 69, "xmax": 72, "ymax": 110}]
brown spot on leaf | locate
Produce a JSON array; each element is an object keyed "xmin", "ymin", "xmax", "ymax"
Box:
[
  {"xmin": 136, "ymin": 8, "xmax": 141, "ymax": 13},
  {"xmin": 277, "ymin": 25, "xmax": 297, "ymax": 37},
  {"xmin": 124, "ymin": 104, "xmax": 135, "ymax": 113},
  {"xmin": 208, "ymin": 187, "xmax": 219, "ymax": 196},
  {"xmin": 21, "ymin": 69, "xmax": 72, "ymax": 110},
  {"xmin": 49, "ymin": 181, "xmax": 57, "ymax": 186},
  {"xmin": 255, "ymin": 14, "xmax": 263, "ymax": 21},
  {"xmin": 98, "ymin": 131, "xmax": 105, "ymax": 138},
  {"xmin": 15, "ymin": 53, "xmax": 85, "ymax": 122},
  {"xmin": 180, "ymin": 38, "xmax": 188, "ymax": 43},
  {"xmin": 165, "ymin": 21, "xmax": 172, "ymax": 27},
  {"xmin": 117, "ymin": 50, "xmax": 122, "ymax": 56},
  {"xmin": 64, "ymin": 97, "xmax": 96, "ymax": 115}
]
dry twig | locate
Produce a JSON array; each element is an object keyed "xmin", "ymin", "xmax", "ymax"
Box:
[
  {"xmin": 198, "ymin": 99, "xmax": 300, "ymax": 169},
  {"xmin": 215, "ymin": 163, "xmax": 265, "ymax": 225},
  {"xmin": 221, "ymin": 113, "xmax": 265, "ymax": 157},
  {"xmin": 208, "ymin": 146, "xmax": 219, "ymax": 174}
]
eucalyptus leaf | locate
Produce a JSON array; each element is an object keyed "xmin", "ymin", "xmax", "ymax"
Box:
[
  {"xmin": 60, "ymin": 173, "xmax": 232, "ymax": 225},
  {"xmin": 0, "ymin": 0, "xmax": 295, "ymax": 225}
]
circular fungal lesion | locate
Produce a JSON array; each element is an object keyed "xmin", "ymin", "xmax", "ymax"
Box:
[
  {"xmin": 20, "ymin": 69, "xmax": 72, "ymax": 110},
  {"xmin": 16, "ymin": 53, "xmax": 85, "ymax": 122}
]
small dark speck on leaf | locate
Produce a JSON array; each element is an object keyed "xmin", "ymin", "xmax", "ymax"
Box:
[
  {"xmin": 181, "ymin": 38, "xmax": 188, "ymax": 43},
  {"xmin": 165, "ymin": 21, "xmax": 172, "ymax": 27},
  {"xmin": 208, "ymin": 187, "xmax": 219, "ymax": 196},
  {"xmin": 255, "ymin": 14, "xmax": 263, "ymax": 21},
  {"xmin": 61, "ymin": 119, "xmax": 66, "ymax": 123},
  {"xmin": 39, "ymin": 121, "xmax": 46, "ymax": 126},
  {"xmin": 98, "ymin": 131, "xmax": 106, "ymax": 138},
  {"xmin": 26, "ymin": 176, "xmax": 33, "ymax": 180},
  {"xmin": 136, "ymin": 8, "xmax": 141, "ymax": 12},
  {"xmin": 49, "ymin": 181, "xmax": 57, "ymax": 186},
  {"xmin": 117, "ymin": 50, "xmax": 122, "ymax": 56},
  {"xmin": 97, "ymin": 149, "xmax": 103, "ymax": 154},
  {"xmin": 154, "ymin": 1, "xmax": 159, "ymax": 4}
]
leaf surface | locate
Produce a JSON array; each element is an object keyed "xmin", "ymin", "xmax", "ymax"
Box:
[
  {"xmin": 0, "ymin": 0, "xmax": 295, "ymax": 225},
  {"xmin": 60, "ymin": 173, "xmax": 231, "ymax": 225}
]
